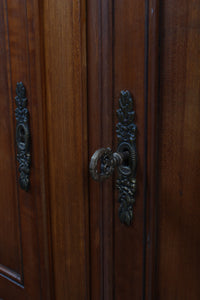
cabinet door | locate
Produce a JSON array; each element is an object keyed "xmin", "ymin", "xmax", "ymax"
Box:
[
  {"xmin": 0, "ymin": 1, "xmax": 51, "ymax": 299},
  {"xmin": 42, "ymin": 0, "xmax": 149, "ymax": 298},
  {"xmin": 87, "ymin": 0, "xmax": 200, "ymax": 299},
  {"xmin": 1, "ymin": 1, "xmax": 200, "ymax": 299},
  {"xmin": 42, "ymin": 0, "xmax": 200, "ymax": 299}
]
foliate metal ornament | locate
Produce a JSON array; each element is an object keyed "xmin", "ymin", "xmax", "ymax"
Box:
[
  {"xmin": 116, "ymin": 90, "xmax": 137, "ymax": 226},
  {"xmin": 89, "ymin": 90, "xmax": 137, "ymax": 226},
  {"xmin": 15, "ymin": 82, "xmax": 31, "ymax": 191}
]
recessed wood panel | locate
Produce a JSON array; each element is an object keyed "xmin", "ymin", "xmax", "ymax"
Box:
[
  {"xmin": 0, "ymin": 0, "xmax": 52, "ymax": 298},
  {"xmin": 0, "ymin": 0, "xmax": 22, "ymax": 283},
  {"xmin": 87, "ymin": 0, "xmax": 147, "ymax": 299},
  {"xmin": 114, "ymin": 1, "xmax": 146, "ymax": 299},
  {"xmin": 42, "ymin": 0, "xmax": 89, "ymax": 299},
  {"xmin": 156, "ymin": 1, "xmax": 200, "ymax": 299}
]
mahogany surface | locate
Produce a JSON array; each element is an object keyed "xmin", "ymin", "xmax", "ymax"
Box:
[
  {"xmin": 0, "ymin": 0, "xmax": 52, "ymax": 299},
  {"xmin": 0, "ymin": 0, "xmax": 199, "ymax": 299},
  {"xmin": 42, "ymin": 0, "xmax": 89, "ymax": 299},
  {"xmin": 156, "ymin": 1, "xmax": 200, "ymax": 299}
]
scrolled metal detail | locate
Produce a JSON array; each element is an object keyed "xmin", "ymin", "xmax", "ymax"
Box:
[
  {"xmin": 116, "ymin": 90, "xmax": 137, "ymax": 226},
  {"xmin": 89, "ymin": 90, "xmax": 137, "ymax": 226},
  {"xmin": 89, "ymin": 148, "xmax": 124, "ymax": 181},
  {"xmin": 116, "ymin": 90, "xmax": 137, "ymax": 143},
  {"xmin": 116, "ymin": 177, "xmax": 136, "ymax": 226},
  {"xmin": 15, "ymin": 82, "xmax": 31, "ymax": 191}
]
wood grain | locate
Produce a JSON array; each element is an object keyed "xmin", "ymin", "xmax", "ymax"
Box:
[
  {"xmin": 114, "ymin": 2, "xmax": 146, "ymax": 299},
  {"xmin": 0, "ymin": 0, "xmax": 22, "ymax": 280},
  {"xmin": 156, "ymin": 1, "xmax": 200, "ymax": 299},
  {"xmin": 87, "ymin": 0, "xmax": 147, "ymax": 299},
  {"xmin": 145, "ymin": 0, "xmax": 160, "ymax": 299},
  {"xmin": 0, "ymin": 0, "xmax": 52, "ymax": 298},
  {"xmin": 1, "ymin": 0, "xmax": 199, "ymax": 299},
  {"xmin": 87, "ymin": 0, "xmax": 114, "ymax": 298},
  {"xmin": 42, "ymin": 0, "xmax": 89, "ymax": 299}
]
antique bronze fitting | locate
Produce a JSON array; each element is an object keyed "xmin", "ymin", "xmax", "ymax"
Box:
[
  {"xmin": 15, "ymin": 82, "xmax": 31, "ymax": 191},
  {"xmin": 89, "ymin": 90, "xmax": 137, "ymax": 226}
]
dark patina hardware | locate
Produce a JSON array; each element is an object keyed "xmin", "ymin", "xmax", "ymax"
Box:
[
  {"xmin": 90, "ymin": 148, "xmax": 129, "ymax": 181},
  {"xmin": 15, "ymin": 82, "xmax": 31, "ymax": 191},
  {"xmin": 89, "ymin": 90, "xmax": 137, "ymax": 226}
]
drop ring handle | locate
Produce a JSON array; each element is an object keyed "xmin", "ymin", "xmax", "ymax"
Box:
[{"xmin": 89, "ymin": 147, "xmax": 129, "ymax": 181}]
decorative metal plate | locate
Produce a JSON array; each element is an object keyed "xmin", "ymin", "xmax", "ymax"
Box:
[
  {"xmin": 89, "ymin": 90, "xmax": 137, "ymax": 226},
  {"xmin": 15, "ymin": 82, "xmax": 31, "ymax": 191},
  {"xmin": 116, "ymin": 90, "xmax": 137, "ymax": 226}
]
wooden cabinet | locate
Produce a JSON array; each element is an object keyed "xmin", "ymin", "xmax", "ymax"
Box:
[
  {"xmin": 0, "ymin": 0, "xmax": 199, "ymax": 299},
  {"xmin": 0, "ymin": 1, "xmax": 51, "ymax": 298}
]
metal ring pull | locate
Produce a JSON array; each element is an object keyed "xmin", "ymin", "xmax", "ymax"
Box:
[{"xmin": 89, "ymin": 147, "xmax": 129, "ymax": 181}]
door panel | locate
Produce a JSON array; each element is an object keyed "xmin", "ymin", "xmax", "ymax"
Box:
[
  {"xmin": 0, "ymin": 1, "xmax": 22, "ymax": 283},
  {"xmin": 88, "ymin": 0, "xmax": 200, "ymax": 299},
  {"xmin": 42, "ymin": 0, "xmax": 89, "ymax": 299},
  {"xmin": 1, "ymin": 0, "xmax": 199, "ymax": 299},
  {"xmin": 0, "ymin": 1, "xmax": 51, "ymax": 299},
  {"xmin": 87, "ymin": 0, "xmax": 147, "ymax": 299},
  {"xmin": 156, "ymin": 1, "xmax": 200, "ymax": 299},
  {"xmin": 114, "ymin": 1, "xmax": 146, "ymax": 299}
]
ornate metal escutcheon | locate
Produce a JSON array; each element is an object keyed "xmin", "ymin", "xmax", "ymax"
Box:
[
  {"xmin": 89, "ymin": 90, "xmax": 137, "ymax": 226},
  {"xmin": 15, "ymin": 82, "xmax": 31, "ymax": 191}
]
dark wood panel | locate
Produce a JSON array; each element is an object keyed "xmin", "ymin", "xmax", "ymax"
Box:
[
  {"xmin": 114, "ymin": 1, "xmax": 146, "ymax": 299},
  {"xmin": 145, "ymin": 0, "xmax": 160, "ymax": 299},
  {"xmin": 0, "ymin": 0, "xmax": 52, "ymax": 298},
  {"xmin": 156, "ymin": 1, "xmax": 200, "ymax": 299},
  {"xmin": 0, "ymin": 0, "xmax": 22, "ymax": 282},
  {"xmin": 87, "ymin": 0, "xmax": 147, "ymax": 299},
  {"xmin": 42, "ymin": 0, "xmax": 89, "ymax": 299},
  {"xmin": 87, "ymin": 0, "xmax": 114, "ymax": 299}
]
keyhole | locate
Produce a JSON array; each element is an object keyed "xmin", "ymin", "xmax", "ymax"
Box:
[
  {"xmin": 117, "ymin": 142, "xmax": 135, "ymax": 177},
  {"xmin": 17, "ymin": 124, "xmax": 27, "ymax": 151},
  {"xmin": 19, "ymin": 126, "xmax": 25, "ymax": 143},
  {"xmin": 122, "ymin": 149, "xmax": 130, "ymax": 167}
]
